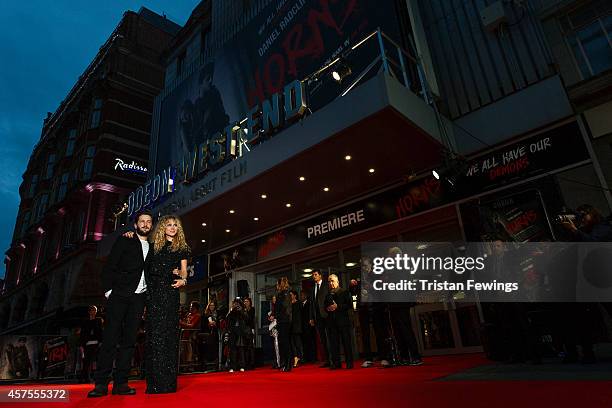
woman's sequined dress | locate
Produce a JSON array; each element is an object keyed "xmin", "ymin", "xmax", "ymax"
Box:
[{"xmin": 145, "ymin": 241, "xmax": 190, "ymax": 394}]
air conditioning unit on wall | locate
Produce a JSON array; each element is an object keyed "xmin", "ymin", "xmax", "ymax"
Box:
[{"xmin": 480, "ymin": 1, "xmax": 508, "ymax": 32}]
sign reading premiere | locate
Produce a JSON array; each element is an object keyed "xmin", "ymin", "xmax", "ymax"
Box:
[{"xmin": 307, "ymin": 209, "xmax": 365, "ymax": 238}]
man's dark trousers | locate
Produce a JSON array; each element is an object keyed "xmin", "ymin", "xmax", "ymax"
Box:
[{"xmin": 94, "ymin": 293, "xmax": 145, "ymax": 385}]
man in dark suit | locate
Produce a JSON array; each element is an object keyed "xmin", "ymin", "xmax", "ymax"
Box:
[
  {"xmin": 299, "ymin": 291, "xmax": 316, "ymax": 362},
  {"xmin": 325, "ymin": 274, "xmax": 354, "ymax": 369},
  {"xmin": 309, "ymin": 269, "xmax": 331, "ymax": 367},
  {"xmin": 88, "ymin": 211, "xmax": 153, "ymax": 397}
]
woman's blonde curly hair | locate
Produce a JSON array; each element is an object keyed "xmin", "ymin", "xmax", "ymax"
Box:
[{"xmin": 151, "ymin": 215, "xmax": 190, "ymax": 254}]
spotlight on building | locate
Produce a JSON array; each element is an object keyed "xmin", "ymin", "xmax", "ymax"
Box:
[
  {"xmin": 433, "ymin": 152, "xmax": 468, "ymax": 189},
  {"xmin": 332, "ymin": 61, "xmax": 352, "ymax": 82}
]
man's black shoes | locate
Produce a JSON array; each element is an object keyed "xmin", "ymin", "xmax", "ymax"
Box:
[
  {"xmin": 87, "ymin": 384, "xmax": 108, "ymax": 398},
  {"xmin": 112, "ymin": 384, "xmax": 136, "ymax": 395}
]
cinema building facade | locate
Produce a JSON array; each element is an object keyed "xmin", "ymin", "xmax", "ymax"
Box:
[{"xmin": 113, "ymin": 0, "xmax": 612, "ymax": 357}]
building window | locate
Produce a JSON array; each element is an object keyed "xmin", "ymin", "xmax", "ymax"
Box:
[
  {"xmin": 77, "ymin": 211, "xmax": 86, "ymax": 241},
  {"xmin": 63, "ymin": 219, "xmax": 73, "ymax": 247},
  {"xmin": 20, "ymin": 211, "xmax": 31, "ymax": 237},
  {"xmin": 58, "ymin": 172, "xmax": 69, "ymax": 201},
  {"xmin": 44, "ymin": 154, "xmax": 56, "ymax": 180},
  {"xmin": 35, "ymin": 194, "xmax": 49, "ymax": 221},
  {"xmin": 82, "ymin": 145, "xmax": 96, "ymax": 180},
  {"xmin": 28, "ymin": 174, "xmax": 39, "ymax": 198},
  {"xmin": 177, "ymin": 51, "xmax": 186, "ymax": 76},
  {"xmin": 89, "ymin": 98, "xmax": 103, "ymax": 129},
  {"xmin": 200, "ymin": 27, "xmax": 210, "ymax": 55},
  {"xmin": 561, "ymin": 0, "xmax": 612, "ymax": 79},
  {"xmin": 66, "ymin": 129, "xmax": 76, "ymax": 156}
]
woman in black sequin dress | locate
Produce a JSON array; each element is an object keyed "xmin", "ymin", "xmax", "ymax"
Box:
[{"xmin": 145, "ymin": 215, "xmax": 190, "ymax": 394}]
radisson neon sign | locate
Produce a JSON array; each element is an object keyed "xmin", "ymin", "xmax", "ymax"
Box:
[{"xmin": 127, "ymin": 79, "xmax": 307, "ymax": 216}]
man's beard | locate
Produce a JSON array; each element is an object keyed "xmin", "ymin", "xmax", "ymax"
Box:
[{"xmin": 136, "ymin": 227, "xmax": 151, "ymax": 237}]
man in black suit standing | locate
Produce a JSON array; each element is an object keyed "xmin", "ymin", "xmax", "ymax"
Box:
[
  {"xmin": 325, "ymin": 274, "xmax": 354, "ymax": 369},
  {"xmin": 88, "ymin": 211, "xmax": 153, "ymax": 397},
  {"xmin": 309, "ymin": 269, "xmax": 330, "ymax": 367}
]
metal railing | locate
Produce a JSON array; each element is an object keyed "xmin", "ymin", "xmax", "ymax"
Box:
[
  {"xmin": 178, "ymin": 327, "xmax": 223, "ymax": 373},
  {"xmin": 303, "ymin": 29, "xmax": 430, "ymax": 112}
]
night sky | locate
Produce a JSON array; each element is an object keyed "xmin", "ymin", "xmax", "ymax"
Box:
[{"xmin": 0, "ymin": 1, "xmax": 201, "ymax": 278}]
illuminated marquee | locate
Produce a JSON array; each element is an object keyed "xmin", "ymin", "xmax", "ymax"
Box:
[
  {"xmin": 128, "ymin": 79, "xmax": 307, "ymax": 216},
  {"xmin": 114, "ymin": 158, "xmax": 147, "ymax": 174}
]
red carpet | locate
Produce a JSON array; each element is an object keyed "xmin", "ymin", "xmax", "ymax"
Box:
[{"xmin": 3, "ymin": 355, "xmax": 612, "ymax": 408}]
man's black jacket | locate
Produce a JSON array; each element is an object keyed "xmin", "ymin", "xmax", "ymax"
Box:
[{"xmin": 102, "ymin": 235, "xmax": 151, "ymax": 297}]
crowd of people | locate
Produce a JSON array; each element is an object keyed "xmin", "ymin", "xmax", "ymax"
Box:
[
  {"xmin": 263, "ymin": 269, "xmax": 422, "ymax": 373},
  {"xmin": 77, "ymin": 266, "xmax": 424, "ymax": 384}
]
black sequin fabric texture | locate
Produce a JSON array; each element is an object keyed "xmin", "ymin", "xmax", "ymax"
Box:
[{"xmin": 144, "ymin": 241, "xmax": 189, "ymax": 394}]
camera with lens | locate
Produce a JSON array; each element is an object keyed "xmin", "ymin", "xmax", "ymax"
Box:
[{"xmin": 554, "ymin": 210, "xmax": 582, "ymax": 225}]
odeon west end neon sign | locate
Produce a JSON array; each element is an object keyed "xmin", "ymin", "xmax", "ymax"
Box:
[{"xmin": 127, "ymin": 79, "xmax": 307, "ymax": 216}]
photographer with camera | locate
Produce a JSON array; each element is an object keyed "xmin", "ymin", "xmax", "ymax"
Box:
[
  {"xmin": 226, "ymin": 298, "xmax": 249, "ymax": 372},
  {"xmin": 558, "ymin": 203, "xmax": 612, "ymax": 364},
  {"xmin": 560, "ymin": 204, "xmax": 612, "ymax": 242}
]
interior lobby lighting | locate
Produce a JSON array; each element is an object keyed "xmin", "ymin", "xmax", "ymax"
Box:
[
  {"xmin": 201, "ymin": 222, "xmax": 207, "ymax": 227},
  {"xmin": 302, "ymin": 273, "xmax": 312, "ymax": 278},
  {"xmin": 299, "ymin": 176, "xmax": 306, "ymax": 181},
  {"xmin": 368, "ymin": 168, "xmax": 375, "ymax": 173},
  {"xmin": 432, "ymin": 169, "xmax": 440, "ymax": 180},
  {"xmin": 345, "ymin": 262, "xmax": 356, "ymax": 267},
  {"xmin": 286, "ymin": 203, "xmax": 292, "ymax": 208},
  {"xmin": 344, "ymin": 155, "xmax": 352, "ymax": 161},
  {"xmin": 303, "ymin": 268, "xmax": 313, "ymax": 273},
  {"xmin": 229, "ymin": 210, "xmax": 235, "ymax": 214},
  {"xmin": 261, "ymin": 194, "xmax": 267, "ymax": 199},
  {"xmin": 201, "ymin": 239, "xmax": 206, "ymax": 243},
  {"xmin": 253, "ymin": 217, "xmax": 259, "ymax": 221},
  {"xmin": 323, "ymin": 187, "xmax": 330, "ymax": 192},
  {"xmin": 225, "ymin": 229, "xmax": 231, "ymax": 233}
]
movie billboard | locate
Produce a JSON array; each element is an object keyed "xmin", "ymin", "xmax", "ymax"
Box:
[
  {"xmin": 154, "ymin": 0, "xmax": 401, "ymax": 175},
  {"xmin": 0, "ymin": 336, "xmax": 38, "ymax": 380}
]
